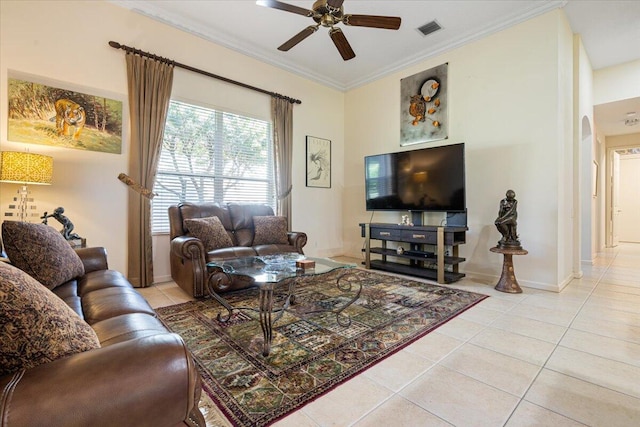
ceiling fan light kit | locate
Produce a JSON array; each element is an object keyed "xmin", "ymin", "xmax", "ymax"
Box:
[{"xmin": 257, "ymin": 0, "xmax": 401, "ymax": 61}]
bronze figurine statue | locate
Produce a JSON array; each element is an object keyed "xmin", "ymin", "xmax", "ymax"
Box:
[
  {"xmin": 495, "ymin": 190, "xmax": 522, "ymax": 249},
  {"xmin": 41, "ymin": 207, "xmax": 82, "ymax": 241}
]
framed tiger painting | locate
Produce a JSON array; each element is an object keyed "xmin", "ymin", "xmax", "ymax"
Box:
[{"xmin": 6, "ymin": 71, "xmax": 123, "ymax": 154}]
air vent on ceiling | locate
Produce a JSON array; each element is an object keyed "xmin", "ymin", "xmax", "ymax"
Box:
[{"xmin": 417, "ymin": 20, "xmax": 442, "ymax": 37}]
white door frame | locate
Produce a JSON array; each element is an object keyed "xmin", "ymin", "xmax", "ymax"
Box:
[
  {"xmin": 606, "ymin": 145, "xmax": 640, "ymax": 247},
  {"xmin": 618, "ymin": 153, "xmax": 640, "ymax": 242}
]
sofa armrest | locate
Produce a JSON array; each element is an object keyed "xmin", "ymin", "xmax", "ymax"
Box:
[
  {"xmin": 288, "ymin": 231, "xmax": 308, "ymax": 254},
  {"xmin": 171, "ymin": 236, "xmax": 206, "ymax": 261},
  {"xmin": 170, "ymin": 236, "xmax": 208, "ymax": 298},
  {"xmin": 75, "ymin": 247, "xmax": 109, "ymax": 273},
  {"xmin": 0, "ymin": 334, "xmax": 203, "ymax": 427}
]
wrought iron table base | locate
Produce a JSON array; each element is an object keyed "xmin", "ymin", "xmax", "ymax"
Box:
[{"xmin": 207, "ymin": 269, "xmax": 360, "ymax": 356}]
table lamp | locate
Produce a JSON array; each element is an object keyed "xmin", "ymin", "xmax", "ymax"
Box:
[{"xmin": 0, "ymin": 151, "xmax": 54, "ymax": 221}]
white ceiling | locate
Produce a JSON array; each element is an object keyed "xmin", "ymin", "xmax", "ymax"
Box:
[
  {"xmin": 595, "ymin": 98, "xmax": 640, "ymax": 137},
  {"xmin": 111, "ymin": 0, "xmax": 640, "ymax": 136}
]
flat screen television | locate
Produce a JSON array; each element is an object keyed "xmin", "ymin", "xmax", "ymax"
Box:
[{"xmin": 365, "ymin": 143, "xmax": 465, "ymax": 212}]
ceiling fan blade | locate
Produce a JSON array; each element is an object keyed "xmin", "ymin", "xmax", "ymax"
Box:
[
  {"xmin": 343, "ymin": 14, "xmax": 401, "ymax": 30},
  {"xmin": 329, "ymin": 28, "xmax": 355, "ymax": 61},
  {"xmin": 278, "ymin": 26, "xmax": 318, "ymax": 51},
  {"xmin": 256, "ymin": 0, "xmax": 314, "ymax": 17},
  {"xmin": 326, "ymin": 0, "xmax": 345, "ymax": 8}
]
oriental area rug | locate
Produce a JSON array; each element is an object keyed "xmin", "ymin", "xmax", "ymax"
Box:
[{"xmin": 155, "ymin": 269, "xmax": 487, "ymax": 427}]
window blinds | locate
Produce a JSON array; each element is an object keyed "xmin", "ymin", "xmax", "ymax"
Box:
[{"xmin": 152, "ymin": 100, "xmax": 275, "ymax": 233}]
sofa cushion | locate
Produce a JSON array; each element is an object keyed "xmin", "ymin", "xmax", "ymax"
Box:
[
  {"xmin": 253, "ymin": 216, "xmax": 289, "ymax": 245},
  {"xmin": 2, "ymin": 221, "xmax": 85, "ymax": 290},
  {"xmin": 81, "ymin": 287, "xmax": 156, "ymax": 325},
  {"xmin": 208, "ymin": 246, "xmax": 257, "ymax": 260},
  {"xmin": 229, "ymin": 203, "xmax": 274, "ymax": 246},
  {"xmin": 77, "ymin": 269, "xmax": 137, "ymax": 296},
  {"xmin": 179, "ymin": 202, "xmax": 233, "ymax": 231},
  {"xmin": 0, "ymin": 261, "xmax": 100, "ymax": 376},
  {"xmin": 185, "ymin": 216, "xmax": 234, "ymax": 251},
  {"xmin": 91, "ymin": 313, "xmax": 169, "ymax": 347}
]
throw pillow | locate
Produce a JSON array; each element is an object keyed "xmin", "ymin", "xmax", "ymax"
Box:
[
  {"xmin": 184, "ymin": 216, "xmax": 234, "ymax": 251},
  {"xmin": 253, "ymin": 216, "xmax": 289, "ymax": 245},
  {"xmin": 1, "ymin": 221, "xmax": 85, "ymax": 290},
  {"xmin": 0, "ymin": 261, "xmax": 100, "ymax": 376}
]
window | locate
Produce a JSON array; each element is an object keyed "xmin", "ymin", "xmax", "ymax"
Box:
[{"xmin": 152, "ymin": 100, "xmax": 275, "ymax": 233}]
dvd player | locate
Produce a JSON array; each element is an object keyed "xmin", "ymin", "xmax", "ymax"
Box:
[{"xmin": 404, "ymin": 250, "xmax": 434, "ymax": 258}]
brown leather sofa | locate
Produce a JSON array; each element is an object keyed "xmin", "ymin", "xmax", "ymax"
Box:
[
  {"xmin": 0, "ymin": 247, "xmax": 206, "ymax": 427},
  {"xmin": 169, "ymin": 202, "xmax": 307, "ymax": 298}
]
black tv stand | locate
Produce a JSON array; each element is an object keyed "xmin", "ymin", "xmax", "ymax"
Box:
[{"xmin": 359, "ymin": 222, "xmax": 467, "ymax": 284}]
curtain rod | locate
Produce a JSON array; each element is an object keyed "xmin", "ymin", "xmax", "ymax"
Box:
[{"xmin": 108, "ymin": 41, "xmax": 302, "ymax": 105}]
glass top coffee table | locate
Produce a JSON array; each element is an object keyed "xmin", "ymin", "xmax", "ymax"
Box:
[{"xmin": 206, "ymin": 254, "xmax": 358, "ymax": 356}]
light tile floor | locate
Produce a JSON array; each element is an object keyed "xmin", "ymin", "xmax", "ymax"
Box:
[{"xmin": 138, "ymin": 243, "xmax": 640, "ymax": 426}]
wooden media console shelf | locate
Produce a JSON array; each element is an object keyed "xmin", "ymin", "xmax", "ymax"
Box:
[{"xmin": 359, "ymin": 222, "xmax": 468, "ymax": 284}]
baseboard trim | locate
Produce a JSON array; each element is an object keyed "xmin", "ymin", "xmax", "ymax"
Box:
[
  {"xmin": 465, "ymin": 271, "xmax": 562, "ymax": 293},
  {"xmin": 153, "ymin": 274, "xmax": 173, "ymax": 284}
]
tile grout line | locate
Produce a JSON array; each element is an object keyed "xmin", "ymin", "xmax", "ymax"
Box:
[
  {"xmin": 347, "ymin": 289, "xmax": 499, "ymax": 426},
  {"xmin": 383, "ymin": 302, "xmax": 522, "ymax": 426},
  {"xmin": 500, "ymin": 246, "xmax": 619, "ymax": 426},
  {"xmin": 540, "ymin": 250, "xmax": 640, "ymax": 401},
  {"xmin": 372, "ymin": 278, "xmax": 557, "ymax": 426}
]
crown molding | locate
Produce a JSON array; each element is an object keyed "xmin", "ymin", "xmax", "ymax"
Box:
[
  {"xmin": 110, "ymin": 0, "xmax": 567, "ymax": 92},
  {"xmin": 344, "ymin": 0, "xmax": 568, "ymax": 90},
  {"xmin": 109, "ymin": 0, "xmax": 346, "ymax": 91}
]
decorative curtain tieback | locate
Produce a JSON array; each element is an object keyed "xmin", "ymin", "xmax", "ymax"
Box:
[
  {"xmin": 277, "ymin": 185, "xmax": 292, "ymax": 200},
  {"xmin": 118, "ymin": 173, "xmax": 156, "ymax": 199}
]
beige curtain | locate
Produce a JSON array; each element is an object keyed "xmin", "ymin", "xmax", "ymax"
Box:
[
  {"xmin": 125, "ymin": 53, "xmax": 174, "ymax": 287},
  {"xmin": 271, "ymin": 97, "xmax": 293, "ymax": 228}
]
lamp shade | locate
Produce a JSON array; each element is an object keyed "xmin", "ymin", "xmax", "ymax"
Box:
[
  {"xmin": 0, "ymin": 151, "xmax": 53, "ymax": 185},
  {"xmin": 412, "ymin": 171, "xmax": 428, "ymax": 184}
]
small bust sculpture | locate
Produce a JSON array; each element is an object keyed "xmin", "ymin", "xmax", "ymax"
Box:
[
  {"xmin": 495, "ymin": 190, "xmax": 522, "ymax": 249},
  {"xmin": 41, "ymin": 207, "xmax": 82, "ymax": 241}
]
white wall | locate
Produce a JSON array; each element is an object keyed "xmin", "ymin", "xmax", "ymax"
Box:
[
  {"xmin": 555, "ymin": 11, "xmax": 576, "ymax": 288},
  {"xmin": 0, "ymin": 0, "xmax": 345, "ymax": 280},
  {"xmin": 607, "ymin": 134, "xmax": 640, "ymax": 150},
  {"xmin": 573, "ymin": 36, "xmax": 595, "ymax": 266},
  {"xmin": 344, "ymin": 11, "xmax": 576, "ymax": 292},
  {"xmin": 594, "ymin": 60, "xmax": 640, "ymax": 105},
  {"xmin": 595, "ymin": 130, "xmax": 607, "ymax": 251}
]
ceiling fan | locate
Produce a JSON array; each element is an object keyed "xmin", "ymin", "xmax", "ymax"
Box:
[{"xmin": 256, "ymin": 0, "xmax": 401, "ymax": 61}]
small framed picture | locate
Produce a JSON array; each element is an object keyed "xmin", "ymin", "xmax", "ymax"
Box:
[
  {"xmin": 306, "ymin": 136, "xmax": 331, "ymax": 188},
  {"xmin": 592, "ymin": 160, "xmax": 599, "ymax": 197}
]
